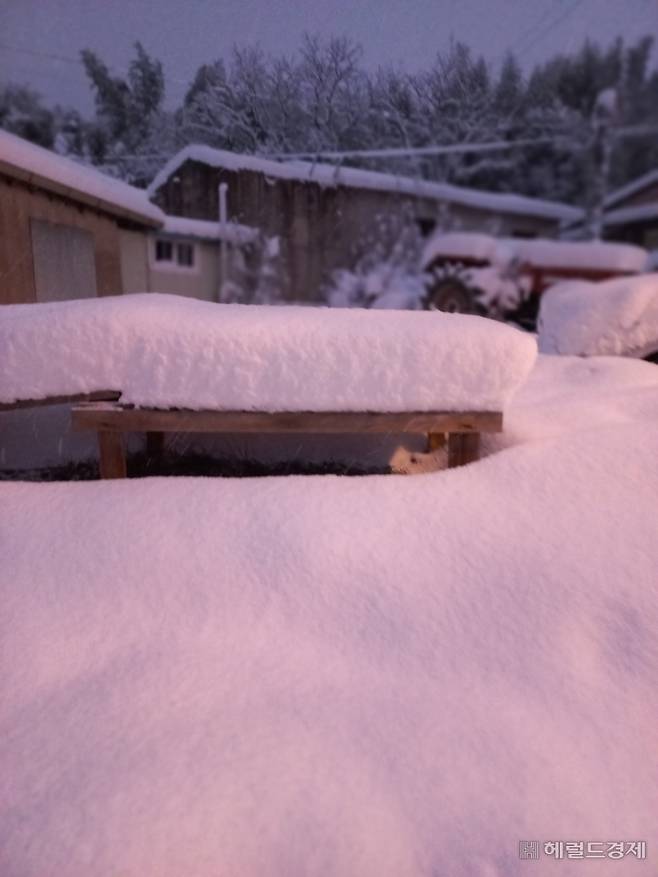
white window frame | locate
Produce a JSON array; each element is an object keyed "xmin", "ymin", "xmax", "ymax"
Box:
[{"xmin": 150, "ymin": 236, "xmax": 199, "ymax": 274}]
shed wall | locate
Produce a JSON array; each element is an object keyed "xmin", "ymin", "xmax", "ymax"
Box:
[{"xmin": 0, "ymin": 175, "xmax": 124, "ymax": 304}]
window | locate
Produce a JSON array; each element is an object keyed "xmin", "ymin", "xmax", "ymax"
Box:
[
  {"xmin": 177, "ymin": 242, "xmax": 194, "ymax": 267},
  {"xmin": 155, "ymin": 239, "xmax": 173, "ymax": 262},
  {"xmin": 153, "ymin": 238, "xmax": 196, "ymax": 269}
]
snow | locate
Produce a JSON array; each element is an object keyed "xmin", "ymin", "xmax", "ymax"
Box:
[
  {"xmin": 604, "ymin": 167, "xmax": 658, "ymax": 208},
  {"xmin": 602, "ymin": 201, "xmax": 658, "ymax": 227},
  {"xmin": 0, "ymin": 293, "xmax": 537, "ymax": 412},
  {"xmin": 422, "ymin": 230, "xmax": 648, "ymax": 273},
  {"xmin": 161, "ymin": 215, "xmax": 258, "ymax": 244},
  {"xmin": 0, "ymin": 129, "xmax": 164, "ymax": 227},
  {"xmin": 148, "ymin": 145, "xmax": 582, "ymax": 222},
  {"xmin": 421, "ymin": 231, "xmax": 502, "ymax": 267},
  {"xmin": 2, "ymin": 353, "xmax": 658, "ymax": 875},
  {"xmin": 538, "ymin": 274, "xmax": 658, "ymax": 359},
  {"xmin": 512, "ymin": 238, "xmax": 648, "ymax": 273}
]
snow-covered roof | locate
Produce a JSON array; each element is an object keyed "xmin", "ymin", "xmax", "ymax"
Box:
[
  {"xmin": 148, "ymin": 144, "xmax": 582, "ymax": 223},
  {"xmin": 602, "ymin": 202, "xmax": 658, "ymax": 227},
  {"xmin": 160, "ymin": 215, "xmax": 258, "ymax": 245},
  {"xmin": 422, "ymin": 230, "xmax": 648, "ymax": 273},
  {"xmin": 604, "ymin": 168, "xmax": 658, "ymax": 209},
  {"xmin": 0, "ymin": 129, "xmax": 164, "ymax": 228}
]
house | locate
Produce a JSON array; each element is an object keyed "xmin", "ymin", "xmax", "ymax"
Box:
[
  {"xmin": 0, "ymin": 130, "xmax": 259, "ymax": 305},
  {"xmin": 148, "ymin": 145, "xmax": 581, "ymax": 303},
  {"xmin": 601, "ymin": 170, "xmax": 658, "ymax": 253},
  {"xmin": 148, "ymin": 215, "xmax": 259, "ymax": 302}
]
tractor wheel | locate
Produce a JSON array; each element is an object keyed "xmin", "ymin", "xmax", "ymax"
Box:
[{"xmin": 424, "ymin": 276, "xmax": 478, "ymax": 314}]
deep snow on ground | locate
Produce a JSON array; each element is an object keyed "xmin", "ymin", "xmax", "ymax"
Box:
[
  {"xmin": 0, "ymin": 294, "xmax": 536, "ymax": 411},
  {"xmin": 2, "ymin": 354, "xmax": 658, "ymax": 876},
  {"xmin": 538, "ymin": 273, "xmax": 658, "ymax": 359}
]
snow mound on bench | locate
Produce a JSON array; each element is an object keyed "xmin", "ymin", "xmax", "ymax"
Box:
[
  {"xmin": 2, "ymin": 399, "xmax": 658, "ymax": 875},
  {"xmin": 0, "ymin": 293, "xmax": 536, "ymax": 411},
  {"xmin": 538, "ymin": 273, "xmax": 658, "ymax": 358}
]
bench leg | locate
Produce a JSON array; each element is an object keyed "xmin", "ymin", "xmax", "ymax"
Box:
[
  {"xmin": 447, "ymin": 432, "xmax": 480, "ymax": 468},
  {"xmin": 426, "ymin": 432, "xmax": 445, "ymax": 452},
  {"xmin": 98, "ymin": 431, "xmax": 127, "ymax": 479}
]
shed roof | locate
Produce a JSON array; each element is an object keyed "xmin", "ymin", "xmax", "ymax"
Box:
[
  {"xmin": 148, "ymin": 144, "xmax": 582, "ymax": 224},
  {"xmin": 604, "ymin": 169, "xmax": 658, "ymax": 210},
  {"xmin": 0, "ymin": 129, "xmax": 164, "ymax": 228},
  {"xmin": 160, "ymin": 215, "xmax": 258, "ymax": 244}
]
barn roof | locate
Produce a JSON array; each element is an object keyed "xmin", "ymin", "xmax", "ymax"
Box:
[
  {"xmin": 0, "ymin": 129, "xmax": 163, "ymax": 228},
  {"xmin": 148, "ymin": 144, "xmax": 582, "ymax": 224},
  {"xmin": 604, "ymin": 168, "xmax": 658, "ymax": 210}
]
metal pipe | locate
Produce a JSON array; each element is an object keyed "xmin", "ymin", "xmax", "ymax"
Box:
[{"xmin": 218, "ymin": 182, "xmax": 228, "ymax": 301}]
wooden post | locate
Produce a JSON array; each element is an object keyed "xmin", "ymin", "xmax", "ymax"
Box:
[
  {"xmin": 426, "ymin": 432, "xmax": 445, "ymax": 452},
  {"xmin": 98, "ymin": 431, "xmax": 127, "ymax": 479},
  {"xmin": 447, "ymin": 432, "xmax": 480, "ymax": 468}
]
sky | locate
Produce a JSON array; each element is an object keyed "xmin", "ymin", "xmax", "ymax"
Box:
[{"xmin": 1, "ymin": 0, "xmax": 657, "ymax": 113}]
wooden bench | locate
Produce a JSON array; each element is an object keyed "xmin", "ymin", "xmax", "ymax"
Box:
[
  {"xmin": 71, "ymin": 402, "xmax": 503, "ymax": 479},
  {"xmin": 0, "ymin": 391, "xmax": 121, "ymax": 412}
]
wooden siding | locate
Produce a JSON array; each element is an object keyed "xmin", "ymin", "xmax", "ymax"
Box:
[
  {"xmin": 0, "ymin": 174, "xmax": 124, "ymax": 304},
  {"xmin": 151, "ymin": 160, "xmax": 558, "ymax": 302}
]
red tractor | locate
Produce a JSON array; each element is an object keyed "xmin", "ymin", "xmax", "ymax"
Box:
[{"xmin": 421, "ymin": 232, "xmax": 649, "ymax": 328}]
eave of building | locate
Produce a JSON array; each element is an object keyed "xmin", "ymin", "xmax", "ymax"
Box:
[
  {"xmin": 0, "ymin": 160, "xmax": 163, "ymax": 230},
  {"xmin": 148, "ymin": 145, "xmax": 583, "ymax": 224},
  {"xmin": 604, "ymin": 169, "xmax": 658, "ymax": 210}
]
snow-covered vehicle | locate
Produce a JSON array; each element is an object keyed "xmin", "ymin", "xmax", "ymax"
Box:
[
  {"xmin": 421, "ymin": 232, "xmax": 649, "ymax": 327},
  {"xmin": 538, "ymin": 273, "xmax": 658, "ymax": 363}
]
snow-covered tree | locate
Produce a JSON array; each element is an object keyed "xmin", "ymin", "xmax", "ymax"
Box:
[{"xmin": 326, "ymin": 207, "xmax": 428, "ymax": 310}]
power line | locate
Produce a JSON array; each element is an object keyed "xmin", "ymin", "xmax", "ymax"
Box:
[
  {"xmin": 264, "ymin": 136, "xmax": 570, "ymax": 161},
  {"xmin": 0, "ymin": 42, "xmax": 192, "ymax": 92},
  {"xmin": 519, "ymin": 0, "xmax": 588, "ymax": 57}
]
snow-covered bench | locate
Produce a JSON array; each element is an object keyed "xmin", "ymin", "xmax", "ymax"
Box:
[{"xmin": 1, "ymin": 294, "xmax": 537, "ymax": 477}]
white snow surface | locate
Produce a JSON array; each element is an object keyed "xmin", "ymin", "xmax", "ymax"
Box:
[
  {"xmin": 0, "ymin": 293, "xmax": 536, "ymax": 411},
  {"xmin": 538, "ymin": 273, "xmax": 658, "ymax": 358},
  {"xmin": 2, "ymin": 354, "xmax": 658, "ymax": 876},
  {"xmin": 0, "ymin": 129, "xmax": 163, "ymax": 226},
  {"xmin": 148, "ymin": 144, "xmax": 581, "ymax": 221},
  {"xmin": 161, "ymin": 215, "xmax": 258, "ymax": 244},
  {"xmin": 603, "ymin": 201, "xmax": 658, "ymax": 227},
  {"xmin": 422, "ymin": 230, "xmax": 648, "ymax": 273}
]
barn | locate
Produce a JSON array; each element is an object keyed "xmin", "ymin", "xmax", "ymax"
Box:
[
  {"xmin": 602, "ymin": 169, "xmax": 658, "ymax": 253},
  {"xmin": 148, "ymin": 145, "xmax": 581, "ymax": 303}
]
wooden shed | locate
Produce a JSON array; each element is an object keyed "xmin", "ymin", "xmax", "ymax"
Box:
[
  {"xmin": 0, "ymin": 129, "xmax": 163, "ymax": 304},
  {"xmin": 148, "ymin": 146, "xmax": 581, "ymax": 302},
  {"xmin": 602, "ymin": 170, "xmax": 658, "ymax": 252}
]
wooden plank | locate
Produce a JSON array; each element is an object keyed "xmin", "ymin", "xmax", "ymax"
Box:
[
  {"xmin": 98, "ymin": 430, "xmax": 127, "ymax": 479},
  {"xmin": 0, "ymin": 390, "xmax": 121, "ymax": 412},
  {"xmin": 447, "ymin": 432, "xmax": 481, "ymax": 468},
  {"xmin": 72, "ymin": 404, "xmax": 503, "ymax": 435}
]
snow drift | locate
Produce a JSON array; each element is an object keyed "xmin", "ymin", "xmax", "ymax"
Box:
[
  {"xmin": 0, "ymin": 293, "xmax": 537, "ymax": 411},
  {"xmin": 2, "ymin": 356, "xmax": 658, "ymax": 875},
  {"xmin": 538, "ymin": 273, "xmax": 658, "ymax": 359}
]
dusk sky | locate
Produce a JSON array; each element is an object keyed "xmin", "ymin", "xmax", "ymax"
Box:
[{"xmin": 1, "ymin": 0, "xmax": 657, "ymax": 112}]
